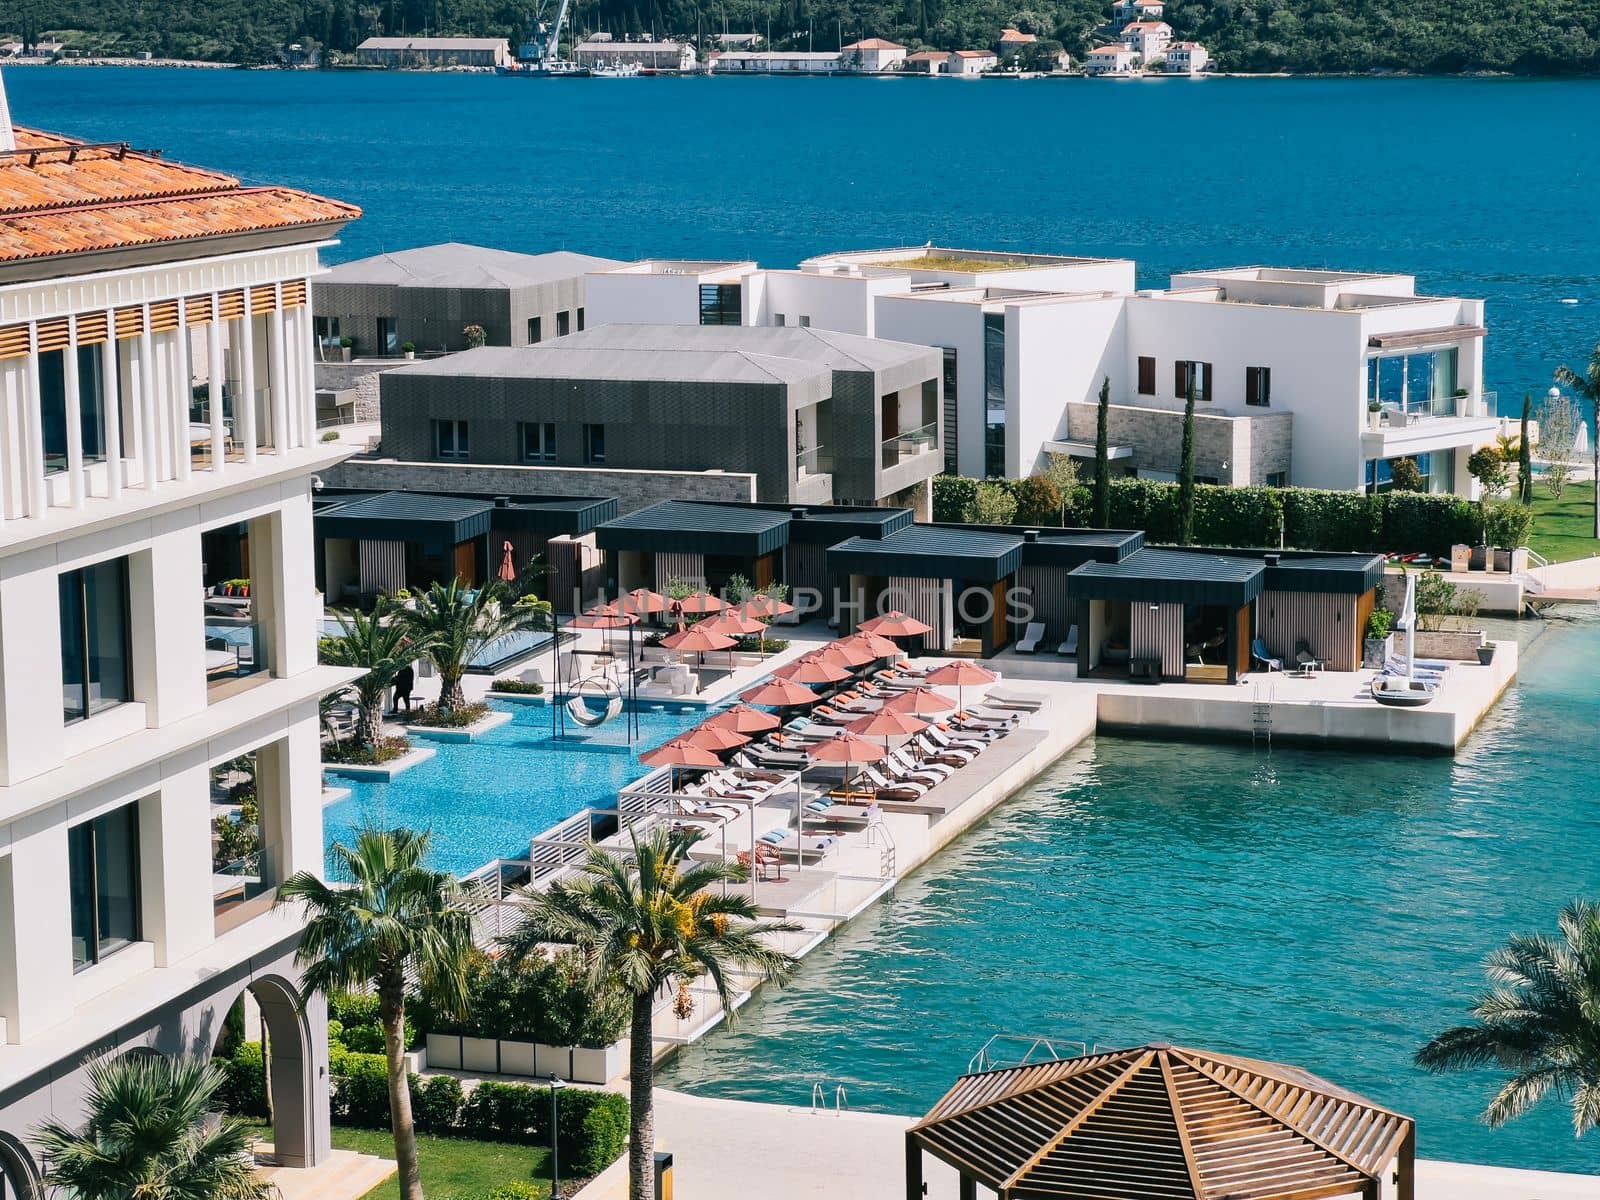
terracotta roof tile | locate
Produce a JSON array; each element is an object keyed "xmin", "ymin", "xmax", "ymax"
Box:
[{"xmin": 0, "ymin": 127, "xmax": 359, "ymax": 265}]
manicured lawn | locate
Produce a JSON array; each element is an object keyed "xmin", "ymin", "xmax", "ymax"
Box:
[
  {"xmin": 249, "ymin": 1123, "xmax": 551, "ymax": 1199},
  {"xmin": 1528, "ymin": 481, "xmax": 1600, "ymax": 563}
]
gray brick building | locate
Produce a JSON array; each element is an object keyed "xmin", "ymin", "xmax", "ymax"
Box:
[
  {"xmin": 315, "ymin": 243, "xmax": 625, "ymax": 356},
  {"xmin": 377, "ymin": 324, "xmax": 944, "ymax": 507}
]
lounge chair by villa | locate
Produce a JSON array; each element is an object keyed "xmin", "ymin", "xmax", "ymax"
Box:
[
  {"xmin": 758, "ymin": 828, "xmax": 838, "ymax": 862},
  {"xmin": 912, "ymin": 733, "xmax": 975, "ymax": 766},
  {"xmin": 1292, "ymin": 640, "xmax": 1326, "ymax": 676},
  {"xmin": 1058, "ymin": 625, "xmax": 1079, "ymax": 657},
  {"xmin": 925, "ymin": 726, "xmax": 989, "ymax": 752},
  {"xmin": 889, "ymin": 748, "xmax": 954, "ymax": 783},
  {"xmin": 1251, "ymin": 637, "xmax": 1282, "ymax": 672},
  {"xmin": 1016, "ymin": 622, "xmax": 1047, "ymax": 654},
  {"xmin": 860, "ymin": 766, "xmax": 926, "ymax": 801}
]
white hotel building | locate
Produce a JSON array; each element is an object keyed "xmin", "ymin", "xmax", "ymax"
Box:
[
  {"xmin": 585, "ymin": 248, "xmax": 1495, "ymax": 496},
  {"xmin": 0, "ymin": 76, "xmax": 360, "ymax": 1191}
]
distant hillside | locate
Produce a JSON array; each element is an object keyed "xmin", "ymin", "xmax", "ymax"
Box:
[{"xmin": 5, "ymin": 0, "xmax": 1600, "ymax": 72}]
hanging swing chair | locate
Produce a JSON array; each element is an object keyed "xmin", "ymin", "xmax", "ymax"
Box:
[{"xmin": 565, "ymin": 672, "xmax": 624, "ymax": 728}]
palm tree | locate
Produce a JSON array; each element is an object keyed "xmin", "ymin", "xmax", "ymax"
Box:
[
  {"xmin": 34, "ymin": 1053, "xmax": 275, "ymax": 1200},
  {"xmin": 398, "ymin": 580, "xmax": 540, "ymax": 713},
  {"xmin": 1416, "ymin": 899, "xmax": 1600, "ymax": 1136},
  {"xmin": 279, "ymin": 828, "xmax": 476, "ymax": 1200},
  {"xmin": 502, "ymin": 827, "xmax": 801, "ymax": 1200},
  {"xmin": 1554, "ymin": 342, "xmax": 1600, "ymax": 538},
  {"xmin": 319, "ymin": 605, "xmax": 421, "ymax": 751}
]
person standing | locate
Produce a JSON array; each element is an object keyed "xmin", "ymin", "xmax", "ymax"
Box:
[{"xmin": 393, "ymin": 662, "xmax": 415, "ymax": 713}]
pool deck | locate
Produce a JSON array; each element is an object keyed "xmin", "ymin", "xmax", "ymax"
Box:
[{"xmin": 572, "ymin": 1089, "xmax": 1600, "ymax": 1200}]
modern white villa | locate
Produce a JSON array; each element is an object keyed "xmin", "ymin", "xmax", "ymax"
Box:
[
  {"xmin": 0, "ymin": 73, "xmax": 359, "ymax": 1192},
  {"xmin": 585, "ymin": 249, "xmax": 1495, "ymax": 494}
]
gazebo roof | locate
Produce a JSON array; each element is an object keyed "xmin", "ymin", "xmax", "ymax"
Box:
[{"xmin": 909, "ymin": 1043, "xmax": 1413, "ymax": 1200}]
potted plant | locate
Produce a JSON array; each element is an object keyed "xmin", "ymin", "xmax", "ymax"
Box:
[
  {"xmin": 462, "ymin": 324, "xmax": 487, "ymax": 349},
  {"xmin": 1367, "ymin": 400, "xmax": 1382, "ymax": 431},
  {"xmin": 1363, "ymin": 607, "xmax": 1394, "ymax": 670},
  {"xmin": 401, "ymin": 341, "xmax": 416, "ymax": 360},
  {"xmin": 1477, "ymin": 641, "xmax": 1497, "ymax": 666},
  {"xmin": 338, "ymin": 335, "xmax": 354, "ymax": 362},
  {"xmin": 1482, "ymin": 499, "xmax": 1533, "ymax": 574}
]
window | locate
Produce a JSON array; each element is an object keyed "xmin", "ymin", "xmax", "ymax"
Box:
[
  {"xmin": 433, "ymin": 419, "xmax": 469, "ymax": 460},
  {"xmin": 557, "ymin": 310, "xmax": 571, "ymax": 337},
  {"xmin": 60, "ymin": 557, "xmax": 131, "ymax": 724},
  {"xmin": 941, "ymin": 347, "xmax": 959, "ymax": 476},
  {"xmin": 1266, "ymin": 471, "xmax": 1287, "ymax": 488},
  {"xmin": 527, "ymin": 316, "xmax": 542, "ymax": 344},
  {"xmin": 377, "ymin": 317, "xmax": 399, "ymax": 355},
  {"xmin": 577, "ymin": 307, "xmax": 585, "ymax": 332},
  {"xmin": 39, "ymin": 346, "xmax": 108, "ymax": 474},
  {"xmin": 699, "ymin": 284, "xmax": 742, "ymax": 326},
  {"xmin": 1365, "ymin": 451, "xmax": 1443, "ymax": 495},
  {"xmin": 1175, "ymin": 359, "xmax": 1213, "ymax": 402},
  {"xmin": 314, "ymin": 315, "xmax": 341, "ymax": 353},
  {"xmin": 1367, "ymin": 348, "xmax": 1459, "ymax": 416},
  {"xmin": 797, "ymin": 315, "xmax": 810, "ymax": 328},
  {"xmin": 774, "ymin": 314, "xmax": 786, "ymax": 327},
  {"xmin": 69, "ymin": 802, "xmax": 141, "ymax": 970},
  {"xmin": 583, "ymin": 423, "xmax": 606, "ymax": 464},
  {"xmin": 1245, "ymin": 366, "xmax": 1271, "ymax": 407},
  {"xmin": 1137, "ymin": 356, "xmax": 1156, "ymax": 396},
  {"xmin": 984, "ymin": 313, "xmax": 1006, "ymax": 478},
  {"xmin": 520, "ymin": 421, "xmax": 557, "ymax": 463}
]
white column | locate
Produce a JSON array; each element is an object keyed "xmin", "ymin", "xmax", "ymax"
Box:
[
  {"xmin": 170, "ymin": 327, "xmax": 192, "ymax": 482},
  {"xmin": 0, "ymin": 827, "xmax": 73, "ymax": 1042},
  {"xmin": 268, "ymin": 302, "xmax": 289, "ymax": 455},
  {"xmin": 0, "ymin": 358, "xmax": 19, "ymax": 519},
  {"xmin": 138, "ymin": 315, "xmax": 160, "ymax": 487},
  {"xmin": 102, "ymin": 311, "xmax": 123, "ymax": 500},
  {"xmin": 298, "ymin": 305, "xmax": 317, "ymax": 447},
  {"xmin": 62, "ymin": 319, "xmax": 86, "ymax": 509},
  {"xmin": 21, "ymin": 331, "xmax": 47, "ymax": 516},
  {"xmin": 238, "ymin": 314, "xmax": 257, "ymax": 465},
  {"xmin": 138, "ymin": 761, "xmax": 213, "ymax": 966},
  {"xmin": 207, "ymin": 299, "xmax": 225, "ymax": 474}
]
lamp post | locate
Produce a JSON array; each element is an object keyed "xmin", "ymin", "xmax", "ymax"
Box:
[{"xmin": 549, "ymin": 1076, "xmax": 567, "ymax": 1198}]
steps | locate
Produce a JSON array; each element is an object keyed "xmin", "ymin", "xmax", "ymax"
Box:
[{"xmin": 257, "ymin": 1149, "xmax": 398, "ymax": 1200}]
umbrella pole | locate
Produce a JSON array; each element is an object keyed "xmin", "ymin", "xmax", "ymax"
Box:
[{"xmin": 794, "ymin": 773, "xmax": 803, "ymax": 869}]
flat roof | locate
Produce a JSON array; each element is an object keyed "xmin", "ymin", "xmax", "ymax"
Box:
[
  {"xmin": 781, "ymin": 504, "xmax": 914, "ymax": 543},
  {"xmin": 315, "ymin": 490, "xmax": 495, "ymax": 544},
  {"xmin": 324, "ymin": 243, "xmax": 625, "ymax": 290},
  {"xmin": 828, "ymin": 525, "xmax": 1024, "ymax": 584},
  {"xmin": 803, "ymin": 245, "xmax": 1130, "ymax": 273},
  {"xmin": 549, "ymin": 322, "xmax": 936, "ymax": 373},
  {"xmin": 389, "ymin": 343, "xmax": 827, "ymax": 386},
  {"xmin": 357, "ymin": 36, "xmax": 508, "ymax": 49},
  {"xmin": 1261, "ymin": 551, "xmax": 1386, "ymax": 595},
  {"xmin": 596, "ymin": 501, "xmax": 791, "ymax": 558},
  {"xmin": 1069, "ymin": 547, "xmax": 1266, "ymax": 606}
]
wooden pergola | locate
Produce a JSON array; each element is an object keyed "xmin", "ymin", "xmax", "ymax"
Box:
[{"xmin": 906, "ymin": 1043, "xmax": 1416, "ymax": 1200}]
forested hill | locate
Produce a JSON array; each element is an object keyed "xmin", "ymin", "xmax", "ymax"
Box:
[{"xmin": 5, "ymin": 0, "xmax": 1600, "ymax": 73}]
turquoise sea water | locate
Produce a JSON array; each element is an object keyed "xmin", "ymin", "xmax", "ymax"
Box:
[
  {"xmin": 660, "ymin": 614, "xmax": 1600, "ymax": 1175},
  {"xmin": 5, "ymin": 69, "xmax": 1600, "ymax": 411},
  {"xmin": 323, "ymin": 699, "xmax": 708, "ymax": 875}
]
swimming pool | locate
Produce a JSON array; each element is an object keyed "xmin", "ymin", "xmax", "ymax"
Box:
[
  {"xmin": 323, "ymin": 699, "xmax": 711, "ymax": 876},
  {"xmin": 317, "ymin": 620, "xmax": 564, "ymax": 674},
  {"xmin": 661, "ymin": 613, "xmax": 1600, "ymax": 1175}
]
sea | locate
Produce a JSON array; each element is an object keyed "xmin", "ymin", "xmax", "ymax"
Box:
[{"xmin": 5, "ymin": 67, "xmax": 1600, "ymax": 411}]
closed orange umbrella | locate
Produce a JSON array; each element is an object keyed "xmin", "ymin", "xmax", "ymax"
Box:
[
  {"xmin": 497, "ymin": 540, "xmax": 517, "ymax": 583},
  {"xmin": 741, "ymin": 678, "xmax": 819, "ymax": 708},
  {"xmin": 705, "ymin": 704, "xmax": 782, "ymax": 734},
  {"xmin": 884, "ymin": 687, "xmax": 955, "ymax": 717},
  {"xmin": 773, "ymin": 655, "xmax": 850, "ymax": 686},
  {"xmin": 859, "ymin": 610, "xmax": 934, "ymax": 638},
  {"xmin": 682, "ymin": 724, "xmax": 751, "ymax": 753}
]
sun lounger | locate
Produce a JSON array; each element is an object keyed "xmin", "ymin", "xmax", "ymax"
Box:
[
  {"xmin": 911, "ymin": 733, "xmax": 975, "ymax": 766},
  {"xmin": 1015, "ymin": 622, "xmax": 1047, "ymax": 654},
  {"xmin": 925, "ymin": 726, "xmax": 989, "ymax": 752},
  {"xmin": 1251, "ymin": 637, "xmax": 1282, "ymax": 672},
  {"xmin": 1057, "ymin": 624, "xmax": 1079, "ymax": 657},
  {"xmin": 675, "ymin": 797, "xmax": 743, "ymax": 824},
  {"xmin": 888, "ymin": 748, "xmax": 955, "ymax": 783},
  {"xmin": 860, "ymin": 765, "xmax": 927, "ymax": 800},
  {"xmin": 757, "ymin": 828, "xmax": 838, "ymax": 862},
  {"xmin": 981, "ymin": 688, "xmax": 1045, "ymax": 711}
]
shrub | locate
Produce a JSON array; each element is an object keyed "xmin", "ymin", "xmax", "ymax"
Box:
[
  {"xmin": 1389, "ymin": 457, "xmax": 1424, "ymax": 492},
  {"xmin": 322, "ymin": 735, "xmax": 411, "ymax": 765},
  {"xmin": 320, "ymin": 430, "xmax": 341, "ymax": 442},
  {"xmin": 1481, "ymin": 499, "xmax": 1533, "ymax": 549},
  {"xmin": 559, "ymin": 1090, "xmax": 629, "ymax": 1176},
  {"xmin": 971, "ymin": 481, "xmax": 1017, "ymax": 525},
  {"xmin": 459, "ymin": 1081, "xmax": 544, "ymax": 1141},
  {"xmin": 1467, "ymin": 445, "xmax": 1508, "ymax": 495},
  {"xmin": 1011, "ymin": 475, "xmax": 1062, "ymax": 526},
  {"xmin": 329, "ymin": 1049, "xmax": 392, "ymax": 1128},
  {"xmin": 413, "ymin": 1074, "xmax": 465, "ymax": 1134},
  {"xmin": 215, "ymin": 1041, "xmax": 268, "ymax": 1118},
  {"xmin": 931, "ymin": 475, "xmax": 978, "ymax": 523},
  {"xmin": 1365, "ymin": 608, "xmax": 1394, "ymax": 640},
  {"xmin": 733, "ymin": 635, "xmax": 789, "ymax": 653},
  {"xmin": 490, "ymin": 677, "xmax": 544, "ymax": 695},
  {"xmin": 410, "ymin": 701, "xmax": 490, "ymax": 729}
]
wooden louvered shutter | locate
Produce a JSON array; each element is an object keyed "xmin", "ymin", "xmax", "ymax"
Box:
[
  {"xmin": 281, "ymin": 279, "xmax": 308, "ymax": 309},
  {"xmin": 115, "ymin": 305, "xmax": 146, "ymax": 339},
  {"xmin": 0, "ymin": 324, "xmax": 28, "ymax": 360},
  {"xmin": 75, "ymin": 312, "xmax": 110, "ymax": 345},
  {"xmin": 217, "ymin": 290, "xmax": 246, "ymax": 321},
  {"xmin": 185, "ymin": 296, "xmax": 214, "ymax": 326},
  {"xmin": 35, "ymin": 319, "xmax": 71, "ymax": 353},
  {"xmin": 250, "ymin": 285, "xmax": 277, "ymax": 316},
  {"xmin": 1174, "ymin": 360, "xmax": 1188, "ymax": 400},
  {"xmin": 148, "ymin": 300, "xmax": 180, "ymax": 333},
  {"xmin": 1202, "ymin": 362, "xmax": 1214, "ymax": 402}
]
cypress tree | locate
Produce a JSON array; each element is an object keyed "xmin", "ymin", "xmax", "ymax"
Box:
[
  {"xmin": 1092, "ymin": 375, "xmax": 1111, "ymax": 528},
  {"xmin": 1177, "ymin": 377, "xmax": 1197, "ymax": 546},
  {"xmin": 1519, "ymin": 392, "xmax": 1533, "ymax": 505}
]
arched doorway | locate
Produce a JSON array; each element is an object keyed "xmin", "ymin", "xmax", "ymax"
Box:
[
  {"xmin": 211, "ymin": 975, "xmax": 329, "ymax": 1169},
  {"xmin": 0, "ymin": 1131, "xmax": 42, "ymax": 1200}
]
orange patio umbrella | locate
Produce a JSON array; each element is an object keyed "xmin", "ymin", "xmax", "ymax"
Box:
[
  {"xmin": 741, "ymin": 678, "xmax": 819, "ymax": 708},
  {"xmin": 773, "ymin": 654, "xmax": 850, "ymax": 686},
  {"xmin": 820, "ymin": 638, "xmax": 876, "ymax": 668},
  {"xmin": 674, "ymin": 592, "xmax": 727, "ymax": 618},
  {"xmin": 924, "ymin": 661, "xmax": 999, "ymax": 716},
  {"xmin": 847, "ymin": 707, "xmax": 928, "ymax": 753},
  {"xmin": 703, "ymin": 610, "xmax": 768, "ymax": 637},
  {"xmin": 884, "ymin": 687, "xmax": 956, "ymax": 717},
  {"xmin": 682, "ymin": 724, "xmax": 751, "ymax": 753},
  {"xmin": 641, "ymin": 737, "xmax": 723, "ymax": 769},
  {"xmin": 704, "ymin": 704, "xmax": 781, "ymax": 734},
  {"xmin": 739, "ymin": 594, "xmax": 796, "ymax": 620},
  {"xmin": 859, "ymin": 610, "xmax": 934, "ymax": 638},
  {"xmin": 571, "ymin": 604, "xmax": 638, "ymax": 656},
  {"xmin": 806, "ymin": 731, "xmax": 889, "ymax": 772},
  {"xmin": 620, "ymin": 588, "xmax": 669, "ymax": 619},
  {"xmin": 844, "ymin": 630, "xmax": 902, "ymax": 660},
  {"xmin": 663, "ymin": 623, "xmax": 738, "ymax": 671}
]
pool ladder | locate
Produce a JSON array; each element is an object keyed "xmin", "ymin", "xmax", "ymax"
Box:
[
  {"xmin": 1251, "ymin": 682, "xmax": 1275, "ymax": 749},
  {"xmin": 810, "ymin": 1083, "xmax": 849, "ymax": 1114}
]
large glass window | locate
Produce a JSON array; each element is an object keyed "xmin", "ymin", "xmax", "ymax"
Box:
[
  {"xmin": 60, "ymin": 557, "xmax": 132, "ymax": 724},
  {"xmin": 698, "ymin": 284, "xmax": 742, "ymax": 326},
  {"xmin": 941, "ymin": 348, "xmax": 959, "ymax": 475},
  {"xmin": 1367, "ymin": 348, "xmax": 1460, "ymax": 416},
  {"xmin": 1365, "ymin": 451, "xmax": 1440, "ymax": 494},
  {"xmin": 584, "ymin": 423, "xmax": 607, "ymax": 464},
  {"xmin": 69, "ymin": 802, "xmax": 141, "ymax": 970},
  {"xmin": 1175, "ymin": 360, "xmax": 1213, "ymax": 402},
  {"xmin": 984, "ymin": 314, "xmax": 1006, "ymax": 478},
  {"xmin": 39, "ymin": 346, "xmax": 108, "ymax": 474},
  {"xmin": 1245, "ymin": 366, "xmax": 1271, "ymax": 407}
]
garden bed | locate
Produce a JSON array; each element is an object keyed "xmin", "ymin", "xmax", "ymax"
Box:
[
  {"xmin": 407, "ymin": 703, "xmax": 514, "ymax": 743},
  {"xmin": 323, "ymin": 741, "xmax": 437, "ymax": 780}
]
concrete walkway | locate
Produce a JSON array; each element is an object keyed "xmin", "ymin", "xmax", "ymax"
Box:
[{"xmin": 573, "ymin": 1090, "xmax": 1600, "ymax": 1200}]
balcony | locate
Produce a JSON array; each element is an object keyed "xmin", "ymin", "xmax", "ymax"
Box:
[
  {"xmin": 794, "ymin": 445, "xmax": 834, "ymax": 503},
  {"xmin": 204, "ymin": 617, "xmax": 270, "ymax": 702},
  {"xmin": 1362, "ymin": 395, "xmax": 1499, "ymax": 460},
  {"xmin": 881, "ymin": 421, "xmax": 938, "ymax": 470}
]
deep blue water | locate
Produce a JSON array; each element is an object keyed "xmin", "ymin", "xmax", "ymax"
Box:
[
  {"xmin": 6, "ymin": 68, "xmax": 1600, "ymax": 409},
  {"xmin": 661, "ymin": 615, "xmax": 1600, "ymax": 1175}
]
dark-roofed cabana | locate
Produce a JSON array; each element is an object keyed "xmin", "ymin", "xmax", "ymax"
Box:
[
  {"xmin": 596, "ymin": 500, "xmax": 793, "ymax": 599},
  {"xmin": 906, "ymin": 1043, "xmax": 1415, "ymax": 1200}
]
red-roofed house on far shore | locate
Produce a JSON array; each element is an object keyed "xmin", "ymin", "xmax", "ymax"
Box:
[
  {"xmin": 902, "ymin": 50, "xmax": 946, "ymax": 74},
  {"xmin": 995, "ymin": 27, "xmax": 1036, "ymax": 57},
  {"xmin": 1165, "ymin": 40, "xmax": 1211, "ymax": 73},
  {"xmin": 946, "ymin": 49, "xmax": 999, "ymax": 76},
  {"xmin": 842, "ymin": 38, "xmax": 907, "ymax": 71},
  {"xmin": 0, "ymin": 64, "xmax": 369, "ymax": 1195}
]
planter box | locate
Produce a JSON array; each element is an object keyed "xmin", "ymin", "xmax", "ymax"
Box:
[
  {"xmin": 403, "ymin": 1047, "xmax": 426, "ymax": 1073},
  {"xmin": 425, "ymin": 1033, "xmax": 462, "ymax": 1071},
  {"xmin": 321, "ymin": 745, "xmax": 436, "ymax": 781},
  {"xmin": 1511, "ymin": 547, "xmax": 1530, "ymax": 575},
  {"xmin": 1478, "ymin": 642, "xmax": 1498, "ymax": 666},
  {"xmin": 461, "ymin": 1036, "xmax": 500, "ymax": 1074},
  {"xmin": 1468, "ymin": 545, "xmax": 1488, "ymax": 571},
  {"xmin": 485, "ymin": 689, "xmax": 548, "ymax": 706},
  {"xmin": 497, "ymin": 1039, "xmax": 537, "ymax": 1077},
  {"xmin": 536, "ymin": 1044, "xmax": 572, "ymax": 1079},
  {"xmin": 1449, "ymin": 544, "xmax": 1471, "ymax": 572},
  {"xmin": 408, "ymin": 709, "xmax": 514, "ymax": 743},
  {"xmin": 1367, "ymin": 410, "xmax": 1382, "ymax": 431},
  {"xmin": 1415, "ymin": 628, "xmax": 1487, "ymax": 661},
  {"xmin": 1491, "ymin": 548, "xmax": 1512, "ymax": 573},
  {"xmin": 1362, "ymin": 634, "xmax": 1393, "ymax": 670},
  {"xmin": 570, "ymin": 1041, "xmax": 626, "ymax": 1085}
]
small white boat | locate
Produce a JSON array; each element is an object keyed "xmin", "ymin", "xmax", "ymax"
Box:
[
  {"xmin": 1372, "ymin": 676, "xmax": 1435, "ymax": 707},
  {"xmin": 1560, "ymin": 298, "xmax": 1579, "ymax": 306},
  {"xmin": 590, "ymin": 60, "xmax": 641, "ymax": 77}
]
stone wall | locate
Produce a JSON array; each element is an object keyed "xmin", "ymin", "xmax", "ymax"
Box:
[
  {"xmin": 326, "ymin": 458, "xmax": 757, "ymax": 514},
  {"xmin": 1063, "ymin": 401, "xmax": 1292, "ymax": 486}
]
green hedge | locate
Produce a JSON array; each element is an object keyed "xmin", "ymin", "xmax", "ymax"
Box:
[
  {"xmin": 215, "ymin": 1041, "xmax": 268, "ymax": 1118},
  {"xmin": 932, "ymin": 474, "xmax": 1482, "ymax": 557}
]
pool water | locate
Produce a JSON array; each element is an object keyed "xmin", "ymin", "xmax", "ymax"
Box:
[
  {"xmin": 660, "ymin": 613, "xmax": 1600, "ymax": 1175},
  {"xmin": 323, "ymin": 700, "xmax": 709, "ymax": 876}
]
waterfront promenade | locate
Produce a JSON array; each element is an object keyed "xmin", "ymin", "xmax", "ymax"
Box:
[{"xmin": 574, "ymin": 1088, "xmax": 1600, "ymax": 1199}]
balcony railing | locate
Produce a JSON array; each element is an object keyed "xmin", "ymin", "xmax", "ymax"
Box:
[
  {"xmin": 796, "ymin": 445, "xmax": 833, "ymax": 478},
  {"xmin": 204, "ymin": 619, "xmax": 269, "ymax": 700},
  {"xmin": 881, "ymin": 421, "xmax": 938, "ymax": 470}
]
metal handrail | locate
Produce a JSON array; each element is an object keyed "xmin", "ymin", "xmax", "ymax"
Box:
[
  {"xmin": 795, "ymin": 446, "xmax": 832, "ymax": 477},
  {"xmin": 881, "ymin": 421, "xmax": 938, "ymax": 468},
  {"xmin": 969, "ymin": 1034, "xmax": 1088, "ymax": 1074}
]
